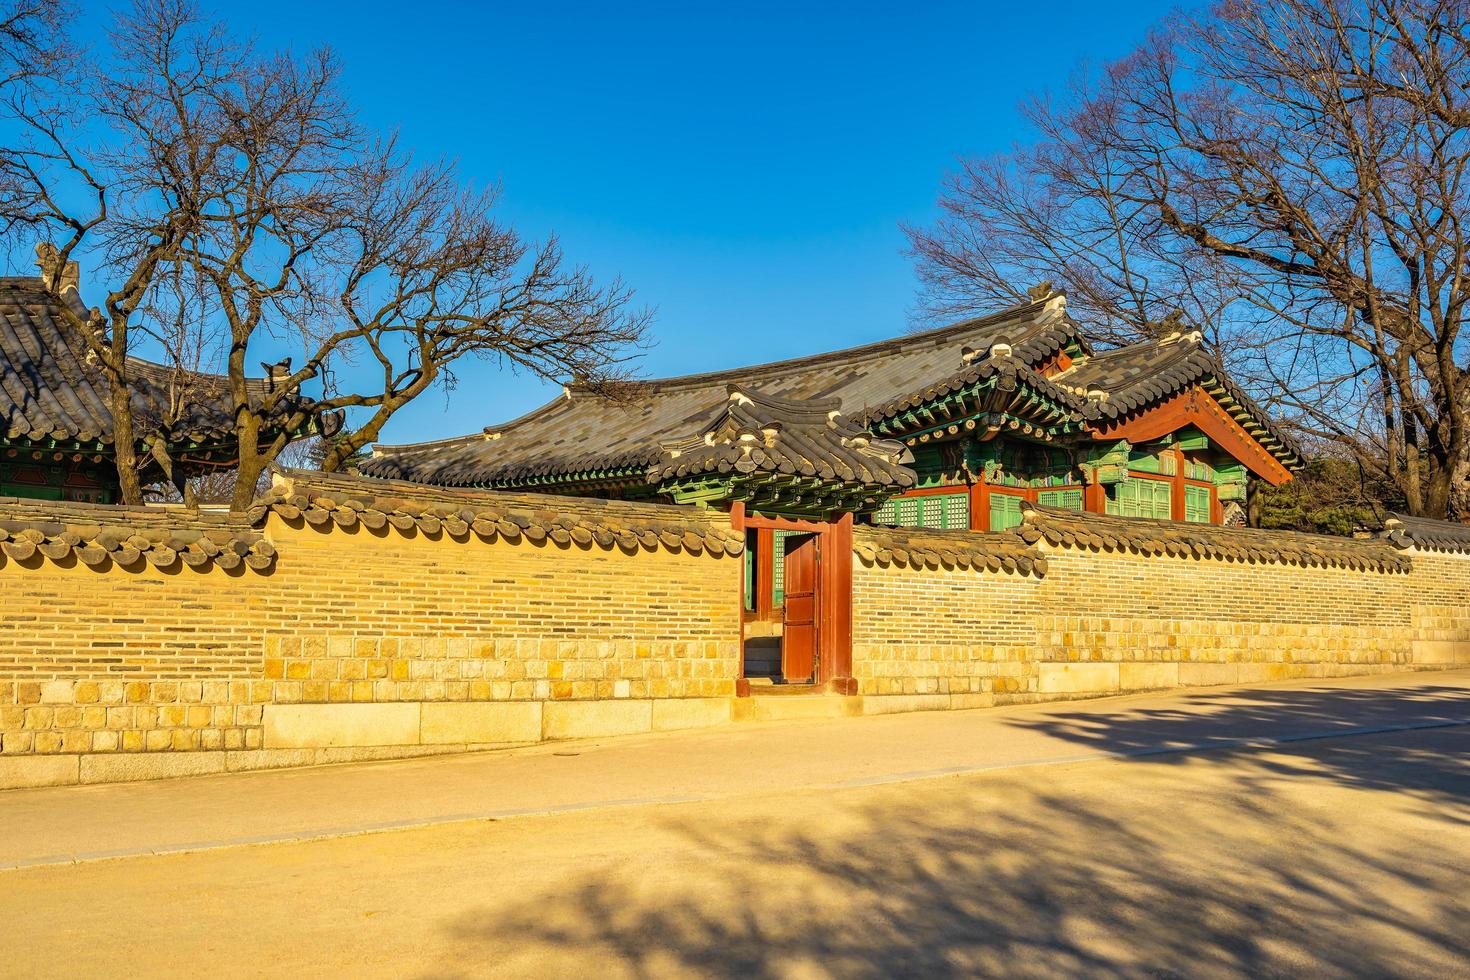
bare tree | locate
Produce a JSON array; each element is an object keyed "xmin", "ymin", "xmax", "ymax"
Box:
[
  {"xmin": 0, "ymin": 0, "xmax": 648, "ymax": 510},
  {"xmin": 911, "ymin": 0, "xmax": 1470, "ymax": 518}
]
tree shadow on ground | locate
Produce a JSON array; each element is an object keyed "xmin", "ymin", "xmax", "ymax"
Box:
[
  {"xmin": 429, "ymin": 717, "xmax": 1470, "ymax": 979},
  {"xmin": 1003, "ymin": 681, "xmax": 1470, "ymax": 813}
]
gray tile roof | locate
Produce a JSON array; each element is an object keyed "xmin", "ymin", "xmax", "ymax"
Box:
[
  {"xmin": 0, "ymin": 494, "xmax": 273, "ymax": 570},
  {"xmin": 362, "ymin": 295, "xmax": 1081, "ymax": 487},
  {"xmin": 260, "ymin": 469, "xmax": 745, "ymax": 556},
  {"xmin": 649, "ymin": 387, "xmax": 915, "ymax": 491},
  {"xmin": 362, "ymin": 295, "xmax": 1300, "ymax": 493},
  {"xmin": 1053, "ymin": 330, "xmax": 1302, "ymax": 461},
  {"xmin": 0, "ymin": 276, "xmax": 323, "ymax": 448},
  {"xmin": 855, "ymin": 524, "xmax": 1046, "ymax": 576}
]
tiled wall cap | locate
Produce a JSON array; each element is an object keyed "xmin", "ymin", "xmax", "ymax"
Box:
[
  {"xmin": 1020, "ymin": 502, "xmax": 1411, "ymax": 573},
  {"xmin": 263, "ymin": 471, "xmax": 744, "ymax": 558}
]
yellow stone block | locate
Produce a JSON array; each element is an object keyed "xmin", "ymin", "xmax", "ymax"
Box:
[
  {"xmin": 1178, "ymin": 663, "xmax": 1240, "ymax": 687},
  {"xmin": 1037, "ymin": 662, "xmax": 1120, "ymax": 695},
  {"xmin": 0, "ymin": 755, "xmax": 79, "ymax": 790},
  {"xmin": 420, "ymin": 702, "xmax": 542, "ymax": 745},
  {"xmin": 1119, "ymin": 663, "xmax": 1179, "ymax": 691},
  {"xmin": 80, "ymin": 752, "xmax": 225, "ymax": 785},
  {"xmin": 542, "ymin": 700, "xmax": 652, "ymax": 740},
  {"xmin": 651, "ymin": 697, "xmax": 731, "ymax": 731},
  {"xmin": 263, "ymin": 703, "xmax": 421, "ymax": 749}
]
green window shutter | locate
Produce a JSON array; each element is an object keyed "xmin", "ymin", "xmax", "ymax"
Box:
[
  {"xmin": 873, "ymin": 498, "xmax": 897, "ymax": 525},
  {"xmin": 1144, "ymin": 479, "xmax": 1171, "ymax": 519},
  {"xmin": 1184, "ymin": 485, "xmax": 1211, "ymax": 523},
  {"xmin": 990, "ymin": 493, "xmax": 1024, "ymax": 531},
  {"xmin": 1036, "ymin": 488, "xmax": 1083, "ymax": 512},
  {"xmin": 1108, "ymin": 477, "xmax": 1171, "ymax": 519},
  {"xmin": 1106, "ymin": 478, "xmax": 1134, "ymax": 516},
  {"xmin": 917, "ymin": 493, "xmax": 967, "ymax": 529}
]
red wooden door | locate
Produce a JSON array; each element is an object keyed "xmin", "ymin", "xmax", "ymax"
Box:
[{"xmin": 782, "ymin": 533, "xmax": 818, "ymax": 683}]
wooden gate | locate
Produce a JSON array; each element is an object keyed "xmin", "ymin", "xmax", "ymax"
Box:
[{"xmin": 781, "ymin": 532, "xmax": 818, "ymax": 682}]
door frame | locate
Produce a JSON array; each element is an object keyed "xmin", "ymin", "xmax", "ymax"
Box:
[{"xmin": 731, "ymin": 503, "xmax": 855, "ymax": 695}]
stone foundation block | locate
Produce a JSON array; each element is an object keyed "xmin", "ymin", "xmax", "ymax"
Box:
[
  {"xmin": 1412, "ymin": 640, "xmax": 1470, "ymax": 665},
  {"xmin": 732, "ymin": 695, "xmax": 861, "ymax": 723},
  {"xmin": 1236, "ymin": 663, "xmax": 1305, "ymax": 684},
  {"xmin": 263, "ymin": 703, "xmax": 421, "ymax": 749},
  {"xmin": 80, "ymin": 751, "xmax": 225, "ymax": 785},
  {"xmin": 1177, "ymin": 663, "xmax": 1240, "ymax": 687},
  {"xmin": 421, "ymin": 702, "xmax": 542, "ymax": 745},
  {"xmin": 1038, "ymin": 662, "xmax": 1120, "ymax": 695},
  {"xmin": 0, "ymin": 754, "xmax": 79, "ymax": 790},
  {"xmin": 861, "ymin": 694, "xmax": 951, "ymax": 716},
  {"xmin": 651, "ymin": 698, "xmax": 731, "ymax": 732},
  {"xmin": 543, "ymin": 700, "xmax": 652, "ymax": 740},
  {"xmin": 1119, "ymin": 663, "xmax": 1180, "ymax": 691}
]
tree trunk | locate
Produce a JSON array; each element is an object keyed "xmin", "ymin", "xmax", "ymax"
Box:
[
  {"xmin": 107, "ymin": 377, "xmax": 144, "ymax": 506},
  {"xmin": 230, "ymin": 413, "xmax": 264, "ymax": 513}
]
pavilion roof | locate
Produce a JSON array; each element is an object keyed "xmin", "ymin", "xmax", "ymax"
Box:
[
  {"xmin": 0, "ymin": 276, "xmax": 331, "ymax": 454},
  {"xmin": 361, "ymin": 291, "xmax": 1300, "ymax": 499},
  {"xmin": 362, "ymin": 292, "xmax": 1083, "ymax": 488},
  {"xmin": 1052, "ymin": 329, "xmax": 1302, "ymax": 464}
]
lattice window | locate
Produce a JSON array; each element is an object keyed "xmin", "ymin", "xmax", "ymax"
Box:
[
  {"xmin": 1036, "ymin": 488, "xmax": 1084, "ymax": 511},
  {"xmin": 872, "ymin": 493, "xmax": 969, "ymax": 530},
  {"xmin": 772, "ymin": 530, "xmax": 800, "ymax": 606}
]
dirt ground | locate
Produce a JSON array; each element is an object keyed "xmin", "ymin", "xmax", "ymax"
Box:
[{"xmin": 5, "ymin": 674, "xmax": 1470, "ymax": 978}]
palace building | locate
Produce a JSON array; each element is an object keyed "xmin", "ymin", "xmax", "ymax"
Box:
[
  {"xmin": 363, "ymin": 286, "xmax": 1302, "ymax": 686},
  {"xmin": 0, "ymin": 266, "xmax": 334, "ymax": 503}
]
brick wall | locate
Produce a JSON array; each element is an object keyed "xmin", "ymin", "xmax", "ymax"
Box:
[
  {"xmin": 5, "ymin": 483, "xmax": 1470, "ymax": 790},
  {"xmin": 852, "ymin": 527, "xmax": 1470, "ymax": 705},
  {"xmin": 0, "ymin": 491, "xmax": 743, "ymax": 788}
]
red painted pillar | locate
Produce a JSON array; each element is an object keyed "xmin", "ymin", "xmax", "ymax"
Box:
[
  {"xmin": 969, "ymin": 478, "xmax": 991, "ymax": 531},
  {"xmin": 1084, "ymin": 474, "xmax": 1107, "ymax": 514},
  {"xmin": 821, "ymin": 513, "xmax": 856, "ymax": 695},
  {"xmin": 730, "ymin": 502, "xmax": 749, "ymax": 695}
]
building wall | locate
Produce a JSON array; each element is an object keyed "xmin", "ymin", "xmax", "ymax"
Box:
[{"xmin": 851, "ymin": 532, "xmax": 1470, "ymax": 705}]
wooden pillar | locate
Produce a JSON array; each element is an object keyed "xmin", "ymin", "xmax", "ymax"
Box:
[
  {"xmin": 755, "ymin": 527, "xmax": 775, "ymax": 620},
  {"xmin": 730, "ymin": 502, "xmax": 749, "ymax": 695},
  {"xmin": 821, "ymin": 513, "xmax": 856, "ymax": 695},
  {"xmin": 1083, "ymin": 474, "xmax": 1107, "ymax": 514},
  {"xmin": 969, "ymin": 478, "xmax": 990, "ymax": 531}
]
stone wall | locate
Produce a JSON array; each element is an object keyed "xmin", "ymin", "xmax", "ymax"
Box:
[{"xmin": 4, "ymin": 474, "xmax": 1470, "ymax": 790}]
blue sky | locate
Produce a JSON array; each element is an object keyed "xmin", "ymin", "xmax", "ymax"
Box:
[{"xmin": 191, "ymin": 2, "xmax": 1180, "ymax": 442}]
